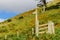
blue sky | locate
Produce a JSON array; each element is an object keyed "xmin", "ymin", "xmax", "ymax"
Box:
[
  {"xmin": 0, "ymin": 0, "xmax": 36, "ymax": 22},
  {"xmin": 0, "ymin": 10, "xmax": 19, "ymax": 19},
  {"xmin": 0, "ymin": 0, "xmax": 53, "ymax": 22},
  {"xmin": 0, "ymin": 10, "xmax": 21, "ymax": 22}
]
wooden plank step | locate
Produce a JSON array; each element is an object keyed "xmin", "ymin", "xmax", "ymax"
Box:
[
  {"xmin": 39, "ymin": 27, "xmax": 48, "ymax": 30},
  {"xmin": 39, "ymin": 23, "xmax": 48, "ymax": 27},
  {"xmin": 39, "ymin": 31, "xmax": 47, "ymax": 34}
]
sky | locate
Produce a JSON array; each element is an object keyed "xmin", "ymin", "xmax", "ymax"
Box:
[{"xmin": 0, "ymin": 0, "xmax": 53, "ymax": 22}]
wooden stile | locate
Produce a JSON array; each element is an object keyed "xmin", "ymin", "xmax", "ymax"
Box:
[{"xmin": 32, "ymin": 21, "xmax": 55, "ymax": 37}]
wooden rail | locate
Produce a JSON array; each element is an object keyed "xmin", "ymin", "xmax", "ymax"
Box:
[
  {"xmin": 39, "ymin": 31, "xmax": 47, "ymax": 34},
  {"xmin": 39, "ymin": 27, "xmax": 48, "ymax": 30},
  {"xmin": 39, "ymin": 23, "xmax": 48, "ymax": 27}
]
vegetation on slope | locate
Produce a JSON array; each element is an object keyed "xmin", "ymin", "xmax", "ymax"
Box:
[{"xmin": 0, "ymin": 2, "xmax": 60, "ymax": 40}]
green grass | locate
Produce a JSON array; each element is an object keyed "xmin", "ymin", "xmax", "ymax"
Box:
[
  {"xmin": 36, "ymin": 27, "xmax": 60, "ymax": 40},
  {"xmin": 0, "ymin": 2, "xmax": 60, "ymax": 40}
]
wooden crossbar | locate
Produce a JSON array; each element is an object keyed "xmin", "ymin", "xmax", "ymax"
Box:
[
  {"xmin": 39, "ymin": 23, "xmax": 48, "ymax": 27},
  {"xmin": 39, "ymin": 31, "xmax": 47, "ymax": 34},
  {"xmin": 39, "ymin": 27, "xmax": 48, "ymax": 30}
]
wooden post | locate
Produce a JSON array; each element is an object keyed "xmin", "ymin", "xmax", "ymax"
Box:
[
  {"xmin": 51, "ymin": 22, "xmax": 55, "ymax": 34},
  {"xmin": 42, "ymin": 5, "xmax": 45, "ymax": 13},
  {"xmin": 17, "ymin": 31, "xmax": 19, "ymax": 38},
  {"xmin": 35, "ymin": 1, "xmax": 39, "ymax": 37},
  {"xmin": 35, "ymin": 20, "xmax": 39, "ymax": 37},
  {"xmin": 48, "ymin": 21, "xmax": 55, "ymax": 34},
  {"xmin": 5, "ymin": 34, "xmax": 7, "ymax": 40},
  {"xmin": 48, "ymin": 21, "xmax": 52, "ymax": 34},
  {"xmin": 32, "ymin": 28, "xmax": 34, "ymax": 35}
]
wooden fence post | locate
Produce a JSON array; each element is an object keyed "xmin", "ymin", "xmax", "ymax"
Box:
[
  {"xmin": 32, "ymin": 28, "xmax": 34, "ymax": 35},
  {"xmin": 48, "ymin": 21, "xmax": 55, "ymax": 34},
  {"xmin": 17, "ymin": 31, "xmax": 19, "ymax": 38},
  {"xmin": 42, "ymin": 6, "xmax": 45, "ymax": 13},
  {"xmin": 35, "ymin": 20, "xmax": 39, "ymax": 37},
  {"xmin": 5, "ymin": 34, "xmax": 7, "ymax": 40},
  {"xmin": 51, "ymin": 22, "xmax": 55, "ymax": 34}
]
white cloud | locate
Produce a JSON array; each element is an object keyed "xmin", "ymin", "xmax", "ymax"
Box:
[
  {"xmin": 0, "ymin": 18, "xmax": 5, "ymax": 22},
  {"xmin": 0, "ymin": 0, "xmax": 54, "ymax": 13},
  {"xmin": 0, "ymin": 0, "xmax": 36, "ymax": 13},
  {"xmin": 46, "ymin": 0, "xmax": 54, "ymax": 2}
]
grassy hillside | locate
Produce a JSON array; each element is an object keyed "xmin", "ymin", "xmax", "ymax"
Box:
[{"xmin": 0, "ymin": 2, "xmax": 60, "ymax": 40}]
